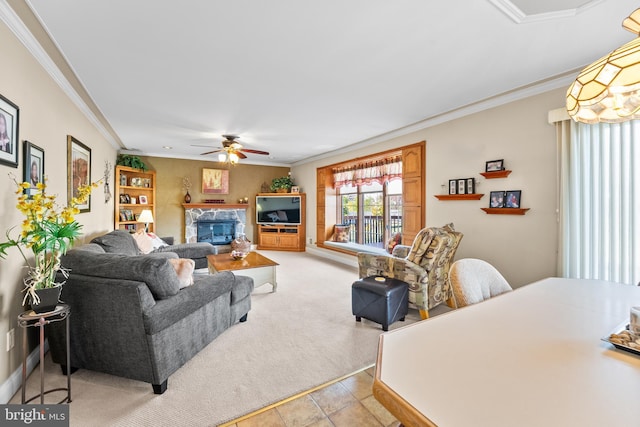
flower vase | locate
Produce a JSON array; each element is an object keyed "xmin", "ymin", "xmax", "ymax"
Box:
[
  {"xmin": 184, "ymin": 191, "xmax": 191, "ymax": 203},
  {"xmin": 31, "ymin": 286, "xmax": 62, "ymax": 313}
]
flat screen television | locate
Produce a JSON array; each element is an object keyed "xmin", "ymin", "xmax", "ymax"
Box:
[{"xmin": 256, "ymin": 195, "xmax": 302, "ymax": 225}]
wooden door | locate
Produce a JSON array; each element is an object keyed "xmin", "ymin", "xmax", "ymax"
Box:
[{"xmin": 402, "ymin": 142, "xmax": 425, "ymax": 245}]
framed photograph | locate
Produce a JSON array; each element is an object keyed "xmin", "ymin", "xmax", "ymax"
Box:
[
  {"xmin": 130, "ymin": 177, "xmax": 143, "ymax": 187},
  {"xmin": 485, "ymin": 159, "xmax": 504, "ymax": 172},
  {"xmin": 291, "ymin": 185, "xmax": 300, "ymax": 194},
  {"xmin": 466, "ymin": 177, "xmax": 475, "ymax": 194},
  {"xmin": 139, "ymin": 195, "xmax": 148, "ymax": 204},
  {"xmin": 119, "ymin": 174, "xmax": 127, "ymax": 186},
  {"xmin": 67, "ymin": 135, "xmax": 91, "ymax": 212},
  {"xmin": 119, "ymin": 210, "xmax": 128, "ymax": 222},
  {"xmin": 23, "ymin": 141, "xmax": 44, "ymax": 197},
  {"xmin": 489, "ymin": 191, "xmax": 505, "ymax": 208},
  {"xmin": 202, "ymin": 168, "xmax": 229, "ymax": 194},
  {"xmin": 0, "ymin": 94, "xmax": 19, "ymax": 168},
  {"xmin": 449, "ymin": 179, "xmax": 457, "ymax": 195},
  {"xmin": 457, "ymin": 179, "xmax": 466, "ymax": 195},
  {"xmin": 119, "ymin": 194, "xmax": 127, "ymax": 204},
  {"xmin": 505, "ymin": 190, "xmax": 521, "ymax": 208}
]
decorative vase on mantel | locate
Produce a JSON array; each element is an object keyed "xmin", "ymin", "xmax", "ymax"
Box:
[
  {"xmin": 31, "ymin": 286, "xmax": 62, "ymax": 314},
  {"xmin": 184, "ymin": 191, "xmax": 191, "ymax": 203}
]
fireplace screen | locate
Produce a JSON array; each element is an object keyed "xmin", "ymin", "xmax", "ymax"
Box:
[{"xmin": 197, "ymin": 220, "xmax": 236, "ymax": 245}]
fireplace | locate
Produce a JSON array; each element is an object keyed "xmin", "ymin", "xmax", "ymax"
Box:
[{"xmin": 197, "ymin": 220, "xmax": 236, "ymax": 245}]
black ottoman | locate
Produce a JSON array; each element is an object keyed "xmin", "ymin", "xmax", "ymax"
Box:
[{"xmin": 352, "ymin": 276, "xmax": 409, "ymax": 331}]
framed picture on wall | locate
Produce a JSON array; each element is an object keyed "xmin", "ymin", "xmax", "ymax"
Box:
[
  {"xmin": 485, "ymin": 159, "xmax": 504, "ymax": 172},
  {"xmin": 0, "ymin": 93, "xmax": 19, "ymax": 168},
  {"xmin": 505, "ymin": 190, "xmax": 521, "ymax": 208},
  {"xmin": 449, "ymin": 179, "xmax": 457, "ymax": 194},
  {"xmin": 23, "ymin": 141, "xmax": 44, "ymax": 197},
  {"xmin": 489, "ymin": 191, "xmax": 505, "ymax": 208},
  {"xmin": 457, "ymin": 179, "xmax": 466, "ymax": 195},
  {"xmin": 67, "ymin": 135, "xmax": 91, "ymax": 212},
  {"xmin": 202, "ymin": 168, "xmax": 229, "ymax": 194},
  {"xmin": 466, "ymin": 177, "xmax": 475, "ymax": 194}
]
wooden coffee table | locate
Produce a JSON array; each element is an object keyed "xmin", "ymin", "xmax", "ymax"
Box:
[{"xmin": 207, "ymin": 252, "xmax": 278, "ymax": 292}]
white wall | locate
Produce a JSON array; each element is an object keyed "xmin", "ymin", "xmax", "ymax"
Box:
[
  {"xmin": 0, "ymin": 19, "xmax": 117, "ymax": 396},
  {"xmin": 293, "ymin": 88, "xmax": 563, "ymax": 288}
]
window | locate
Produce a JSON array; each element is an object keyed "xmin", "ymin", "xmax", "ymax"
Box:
[{"xmin": 338, "ymin": 180, "xmax": 402, "ymax": 248}]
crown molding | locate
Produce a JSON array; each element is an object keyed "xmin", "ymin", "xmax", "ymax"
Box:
[
  {"xmin": 0, "ymin": 0, "xmax": 120, "ymax": 149},
  {"xmin": 293, "ymin": 70, "xmax": 578, "ymax": 167}
]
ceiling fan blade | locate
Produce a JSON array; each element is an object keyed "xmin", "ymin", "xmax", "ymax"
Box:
[
  {"xmin": 192, "ymin": 144, "xmax": 215, "ymax": 148},
  {"xmin": 200, "ymin": 149, "xmax": 223, "ymax": 156},
  {"xmin": 241, "ymin": 148, "xmax": 270, "ymax": 155},
  {"xmin": 236, "ymin": 151, "xmax": 247, "ymax": 159}
]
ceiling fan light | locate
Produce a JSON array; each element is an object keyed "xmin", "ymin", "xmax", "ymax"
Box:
[
  {"xmin": 229, "ymin": 152, "xmax": 240, "ymax": 164},
  {"xmin": 218, "ymin": 153, "xmax": 227, "ymax": 162},
  {"xmin": 567, "ymin": 9, "xmax": 640, "ymax": 123}
]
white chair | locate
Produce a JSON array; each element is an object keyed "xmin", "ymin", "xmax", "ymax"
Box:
[{"xmin": 449, "ymin": 258, "xmax": 512, "ymax": 308}]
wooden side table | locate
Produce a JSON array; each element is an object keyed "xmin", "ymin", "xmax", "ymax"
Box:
[{"xmin": 18, "ymin": 304, "xmax": 71, "ymax": 404}]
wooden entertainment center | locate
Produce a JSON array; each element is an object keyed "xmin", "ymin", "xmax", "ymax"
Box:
[{"xmin": 256, "ymin": 193, "xmax": 306, "ymax": 251}]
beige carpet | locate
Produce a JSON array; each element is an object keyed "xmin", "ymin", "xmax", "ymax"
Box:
[{"xmin": 12, "ymin": 250, "xmax": 434, "ymax": 426}]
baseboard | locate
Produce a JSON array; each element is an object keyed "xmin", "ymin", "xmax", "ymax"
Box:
[{"xmin": 0, "ymin": 341, "xmax": 48, "ymax": 404}]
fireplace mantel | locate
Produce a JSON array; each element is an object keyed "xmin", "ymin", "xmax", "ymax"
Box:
[{"xmin": 183, "ymin": 203, "xmax": 249, "ymax": 209}]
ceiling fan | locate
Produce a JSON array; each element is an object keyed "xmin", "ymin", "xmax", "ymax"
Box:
[{"xmin": 199, "ymin": 135, "xmax": 269, "ymax": 164}]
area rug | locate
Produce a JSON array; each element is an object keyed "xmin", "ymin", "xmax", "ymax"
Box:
[{"xmin": 14, "ymin": 250, "xmax": 424, "ymax": 426}]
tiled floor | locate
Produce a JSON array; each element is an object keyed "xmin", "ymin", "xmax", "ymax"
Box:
[{"xmin": 223, "ymin": 366, "xmax": 400, "ymax": 427}]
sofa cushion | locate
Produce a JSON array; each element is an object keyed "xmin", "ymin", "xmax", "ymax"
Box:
[
  {"xmin": 133, "ymin": 230, "xmax": 154, "ymax": 254},
  {"xmin": 168, "ymin": 258, "xmax": 195, "ymax": 289},
  {"xmin": 61, "ymin": 248, "xmax": 181, "ymax": 300},
  {"xmin": 142, "ymin": 271, "xmax": 236, "ymax": 334},
  {"xmin": 91, "ymin": 230, "xmax": 140, "ymax": 256}
]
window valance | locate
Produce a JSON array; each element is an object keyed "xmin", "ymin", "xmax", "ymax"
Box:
[{"xmin": 332, "ymin": 155, "xmax": 402, "ymax": 188}]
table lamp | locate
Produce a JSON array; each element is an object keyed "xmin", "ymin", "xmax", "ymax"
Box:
[{"xmin": 138, "ymin": 209, "xmax": 154, "ymax": 232}]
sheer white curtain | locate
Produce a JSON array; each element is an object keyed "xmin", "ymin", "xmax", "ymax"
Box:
[{"xmin": 559, "ymin": 119, "xmax": 640, "ymax": 285}]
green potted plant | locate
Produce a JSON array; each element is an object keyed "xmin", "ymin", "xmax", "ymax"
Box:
[
  {"xmin": 270, "ymin": 174, "xmax": 294, "ymax": 193},
  {"xmin": 0, "ymin": 175, "xmax": 97, "ymax": 312},
  {"xmin": 116, "ymin": 154, "xmax": 147, "ymax": 171}
]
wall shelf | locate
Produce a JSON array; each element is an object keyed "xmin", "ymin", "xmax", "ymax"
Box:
[
  {"xmin": 435, "ymin": 194, "xmax": 484, "ymax": 201},
  {"xmin": 480, "ymin": 170, "xmax": 512, "ymax": 179},
  {"xmin": 481, "ymin": 208, "xmax": 529, "ymax": 215}
]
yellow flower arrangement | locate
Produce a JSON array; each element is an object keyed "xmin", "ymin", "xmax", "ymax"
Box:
[{"xmin": 0, "ymin": 174, "xmax": 98, "ymax": 305}]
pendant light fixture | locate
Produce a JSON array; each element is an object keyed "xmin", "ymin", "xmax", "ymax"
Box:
[{"xmin": 567, "ymin": 8, "xmax": 640, "ymax": 123}]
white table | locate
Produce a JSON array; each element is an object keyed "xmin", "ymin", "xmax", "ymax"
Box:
[{"xmin": 373, "ymin": 278, "xmax": 640, "ymax": 427}]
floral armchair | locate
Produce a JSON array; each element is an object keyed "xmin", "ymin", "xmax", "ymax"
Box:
[{"xmin": 357, "ymin": 224, "xmax": 463, "ymax": 319}]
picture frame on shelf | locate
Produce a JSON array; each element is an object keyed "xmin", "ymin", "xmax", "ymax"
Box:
[
  {"xmin": 291, "ymin": 186, "xmax": 300, "ymax": 194},
  {"xmin": 449, "ymin": 179, "xmax": 457, "ymax": 195},
  {"xmin": 457, "ymin": 179, "xmax": 466, "ymax": 195},
  {"xmin": 120, "ymin": 174, "xmax": 127, "ymax": 186},
  {"xmin": 23, "ymin": 140, "xmax": 44, "ymax": 197},
  {"xmin": 0, "ymin": 93, "xmax": 19, "ymax": 168},
  {"xmin": 485, "ymin": 159, "xmax": 504, "ymax": 172},
  {"xmin": 489, "ymin": 191, "xmax": 505, "ymax": 208},
  {"xmin": 67, "ymin": 135, "xmax": 91, "ymax": 212},
  {"xmin": 139, "ymin": 195, "xmax": 148, "ymax": 204},
  {"xmin": 202, "ymin": 168, "xmax": 229, "ymax": 194},
  {"xmin": 505, "ymin": 190, "xmax": 521, "ymax": 208},
  {"xmin": 466, "ymin": 177, "xmax": 475, "ymax": 194},
  {"xmin": 119, "ymin": 194, "xmax": 130, "ymax": 204},
  {"xmin": 130, "ymin": 177, "xmax": 143, "ymax": 187}
]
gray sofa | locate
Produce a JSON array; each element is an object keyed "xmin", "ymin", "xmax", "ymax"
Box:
[{"xmin": 47, "ymin": 231, "xmax": 253, "ymax": 394}]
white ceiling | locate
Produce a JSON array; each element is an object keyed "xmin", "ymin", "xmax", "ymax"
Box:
[{"xmin": 21, "ymin": 0, "xmax": 638, "ymax": 166}]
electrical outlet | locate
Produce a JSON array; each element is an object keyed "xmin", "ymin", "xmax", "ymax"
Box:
[{"xmin": 6, "ymin": 329, "xmax": 15, "ymax": 351}]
